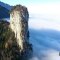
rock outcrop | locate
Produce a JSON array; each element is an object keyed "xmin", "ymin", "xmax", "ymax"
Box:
[
  {"xmin": 10, "ymin": 5, "xmax": 30, "ymax": 51},
  {"xmin": 0, "ymin": 5, "xmax": 32, "ymax": 60}
]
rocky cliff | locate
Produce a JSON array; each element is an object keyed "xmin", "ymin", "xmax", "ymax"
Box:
[
  {"xmin": 0, "ymin": 5, "xmax": 32, "ymax": 60},
  {"xmin": 10, "ymin": 5, "xmax": 30, "ymax": 51}
]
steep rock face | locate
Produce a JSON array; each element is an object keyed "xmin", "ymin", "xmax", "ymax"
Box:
[
  {"xmin": 0, "ymin": 20, "xmax": 32, "ymax": 60},
  {"xmin": 0, "ymin": 5, "xmax": 32, "ymax": 60},
  {"xmin": 0, "ymin": 20, "xmax": 21, "ymax": 60},
  {"xmin": 10, "ymin": 5, "xmax": 30, "ymax": 51}
]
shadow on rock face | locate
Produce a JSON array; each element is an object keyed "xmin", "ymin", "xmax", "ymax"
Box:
[{"xmin": 0, "ymin": 20, "xmax": 33, "ymax": 60}]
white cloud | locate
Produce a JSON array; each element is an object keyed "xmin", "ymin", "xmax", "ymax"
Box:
[
  {"xmin": 27, "ymin": 3, "xmax": 60, "ymax": 31},
  {"xmin": 29, "ymin": 49, "xmax": 60, "ymax": 60},
  {"xmin": 41, "ymin": 50, "xmax": 60, "ymax": 60},
  {"xmin": 29, "ymin": 16, "xmax": 60, "ymax": 31},
  {"xmin": 27, "ymin": 3, "xmax": 60, "ymax": 15},
  {"xmin": 28, "ymin": 3, "xmax": 60, "ymax": 60}
]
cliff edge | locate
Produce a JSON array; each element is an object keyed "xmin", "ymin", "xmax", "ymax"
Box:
[{"xmin": 0, "ymin": 5, "xmax": 32, "ymax": 60}]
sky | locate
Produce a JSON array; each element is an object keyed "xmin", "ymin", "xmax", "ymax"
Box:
[
  {"xmin": 0, "ymin": 0, "xmax": 59, "ymax": 15},
  {"xmin": 0, "ymin": 0, "xmax": 60, "ymax": 6}
]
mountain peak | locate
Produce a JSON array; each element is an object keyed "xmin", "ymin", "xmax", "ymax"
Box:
[
  {"xmin": 0, "ymin": 1, "xmax": 12, "ymax": 10},
  {"xmin": 0, "ymin": 1, "xmax": 12, "ymax": 19}
]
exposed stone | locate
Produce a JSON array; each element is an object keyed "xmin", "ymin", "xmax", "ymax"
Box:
[
  {"xmin": 10, "ymin": 5, "xmax": 30, "ymax": 51},
  {"xmin": 0, "ymin": 5, "xmax": 32, "ymax": 60}
]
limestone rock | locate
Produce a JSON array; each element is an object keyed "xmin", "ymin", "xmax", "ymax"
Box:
[
  {"xmin": 0, "ymin": 5, "xmax": 32, "ymax": 60},
  {"xmin": 10, "ymin": 5, "xmax": 30, "ymax": 51}
]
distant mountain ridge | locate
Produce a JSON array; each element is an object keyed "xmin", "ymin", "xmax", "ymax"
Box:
[
  {"xmin": 0, "ymin": 1, "xmax": 12, "ymax": 10},
  {"xmin": 0, "ymin": 1, "xmax": 12, "ymax": 19}
]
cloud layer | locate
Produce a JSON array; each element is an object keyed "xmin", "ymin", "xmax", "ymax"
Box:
[
  {"xmin": 29, "ymin": 29, "xmax": 60, "ymax": 60},
  {"xmin": 29, "ymin": 10, "xmax": 60, "ymax": 60}
]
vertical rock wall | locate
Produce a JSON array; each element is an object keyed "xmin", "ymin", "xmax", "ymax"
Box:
[
  {"xmin": 10, "ymin": 5, "xmax": 30, "ymax": 51},
  {"xmin": 0, "ymin": 5, "xmax": 32, "ymax": 60}
]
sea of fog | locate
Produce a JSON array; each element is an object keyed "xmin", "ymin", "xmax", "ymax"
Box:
[{"xmin": 29, "ymin": 14, "xmax": 60, "ymax": 60}]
